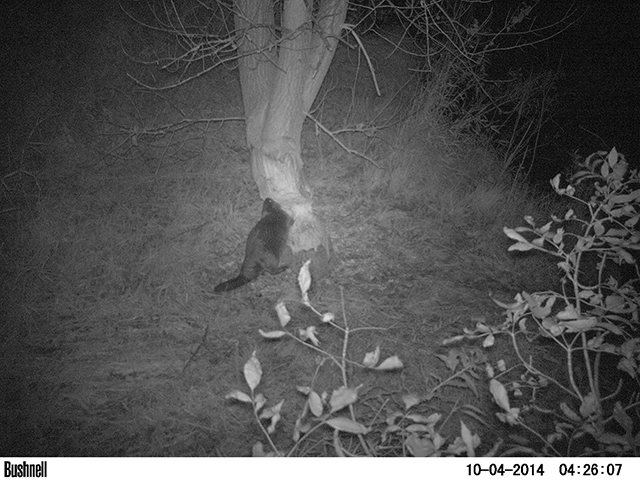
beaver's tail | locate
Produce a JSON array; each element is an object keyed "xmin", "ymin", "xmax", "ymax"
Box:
[{"xmin": 213, "ymin": 274, "xmax": 252, "ymax": 293}]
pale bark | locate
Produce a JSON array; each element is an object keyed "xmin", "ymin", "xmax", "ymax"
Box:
[{"xmin": 233, "ymin": 0, "xmax": 347, "ymax": 261}]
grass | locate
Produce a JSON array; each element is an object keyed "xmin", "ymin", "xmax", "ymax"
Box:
[{"xmin": 0, "ymin": 3, "xmax": 566, "ymax": 456}]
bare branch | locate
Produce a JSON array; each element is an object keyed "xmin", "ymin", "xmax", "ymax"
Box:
[
  {"xmin": 125, "ymin": 0, "xmax": 580, "ymax": 172},
  {"xmin": 341, "ymin": 25, "xmax": 381, "ymax": 97},
  {"xmin": 306, "ymin": 113, "xmax": 382, "ymax": 169}
]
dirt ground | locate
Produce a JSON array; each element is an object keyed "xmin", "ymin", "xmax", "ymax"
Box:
[{"xmin": 1, "ymin": 2, "xmax": 560, "ymax": 456}]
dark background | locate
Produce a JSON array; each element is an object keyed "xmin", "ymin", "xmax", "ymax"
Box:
[{"xmin": 533, "ymin": 0, "xmax": 639, "ymax": 177}]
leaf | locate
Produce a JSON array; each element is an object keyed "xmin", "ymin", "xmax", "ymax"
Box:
[
  {"xmin": 333, "ymin": 428, "xmax": 346, "ymax": 457},
  {"xmin": 322, "ymin": 312, "xmax": 335, "ymax": 323},
  {"xmin": 267, "ymin": 412, "xmax": 280, "ymax": 434},
  {"xmin": 596, "ymin": 321, "xmax": 623, "ymax": 335},
  {"xmin": 298, "ymin": 260, "xmax": 312, "ymax": 297},
  {"xmin": 407, "ymin": 413, "xmax": 440, "ymax": 425},
  {"xmin": 617, "ymin": 357, "xmax": 637, "ymax": 378},
  {"xmin": 475, "ymin": 322, "xmax": 492, "ymax": 333},
  {"xmin": 406, "ymin": 424, "xmax": 430, "ymax": 433},
  {"xmin": 326, "ymin": 417, "xmax": 369, "ymax": 434},
  {"xmin": 244, "ymin": 351, "xmax": 262, "ymax": 391},
  {"xmin": 330, "ymin": 386, "xmax": 359, "ymax": 412},
  {"xmin": 615, "ymin": 248, "xmax": 635, "ymax": 264},
  {"xmin": 531, "ymin": 295, "xmax": 556, "ymax": 318},
  {"xmin": 275, "ymin": 302, "xmax": 291, "ymax": 327},
  {"xmin": 613, "ymin": 401, "xmax": 633, "ymax": 435},
  {"xmin": 559, "ymin": 317, "xmax": 597, "ymax": 333},
  {"xmin": 446, "ymin": 436, "xmax": 467, "ymax": 456},
  {"xmin": 597, "ymin": 432, "xmax": 630, "ymax": 446},
  {"xmin": 489, "ymin": 379, "xmax": 510, "ymax": 412},
  {"xmin": 611, "ymin": 193, "xmax": 636, "ymax": 204},
  {"xmin": 386, "ymin": 411, "xmax": 402, "ymax": 426},
  {"xmin": 254, "ymin": 393, "xmax": 266, "ymax": 412},
  {"xmin": 579, "ymin": 392, "xmax": 599, "ymax": 419},
  {"xmin": 482, "ymin": 333, "xmax": 495, "ymax": 347},
  {"xmin": 402, "ymin": 394, "xmax": 421, "ymax": 410},
  {"xmin": 553, "ymin": 228, "xmax": 565, "ymax": 244},
  {"xmin": 496, "ymin": 407, "xmax": 520, "ymax": 426},
  {"xmin": 587, "ymin": 334, "xmax": 604, "ymax": 349},
  {"xmin": 298, "ymin": 326, "xmax": 320, "ymax": 346},
  {"xmin": 260, "ymin": 399, "xmax": 284, "ymax": 419},
  {"xmin": 406, "ymin": 433, "xmax": 437, "ymax": 457},
  {"xmin": 252, "ymin": 442, "xmax": 265, "ymax": 457},
  {"xmin": 556, "ymin": 305, "xmax": 578, "ymax": 320},
  {"xmin": 259, "ymin": 329, "xmax": 287, "ymax": 339},
  {"xmin": 578, "ymin": 289, "xmax": 596, "ymax": 299},
  {"xmin": 362, "ymin": 345, "xmax": 381, "ymax": 367},
  {"xmin": 435, "ymin": 351, "xmax": 460, "ymax": 372},
  {"xmin": 503, "ymin": 227, "xmax": 528, "ymax": 243},
  {"xmin": 560, "ymin": 402, "xmax": 581, "ymax": 422},
  {"xmin": 607, "ymin": 147, "xmax": 619, "ymax": 167},
  {"xmin": 593, "ymin": 221, "xmax": 606, "ymax": 237},
  {"xmin": 625, "ymin": 214, "xmax": 639, "ymax": 228},
  {"xmin": 441, "ymin": 334, "xmax": 466, "ymax": 345},
  {"xmin": 539, "ymin": 221, "xmax": 552, "ymax": 234},
  {"xmin": 427, "ymin": 413, "xmax": 442, "ymax": 425},
  {"xmin": 225, "ymin": 390, "xmax": 252, "ymax": 403},
  {"xmin": 518, "ymin": 317, "xmax": 528, "ymax": 332},
  {"xmin": 309, "ymin": 391, "xmax": 323, "ymax": 417},
  {"xmin": 508, "ymin": 241, "xmax": 535, "ymax": 252},
  {"xmin": 491, "ymin": 293, "xmax": 526, "ymax": 310},
  {"xmin": 375, "ymin": 356, "xmax": 404, "ymax": 370},
  {"xmin": 542, "ymin": 317, "xmax": 564, "ymax": 336},
  {"xmin": 460, "ymin": 371, "xmax": 479, "ymax": 398},
  {"xmin": 293, "ymin": 418, "xmax": 311, "ymax": 442},
  {"xmin": 460, "ymin": 421, "xmax": 476, "ymax": 457},
  {"xmin": 620, "ymin": 339, "xmax": 637, "ymax": 358}
]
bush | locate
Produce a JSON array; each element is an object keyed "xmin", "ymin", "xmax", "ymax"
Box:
[{"xmin": 454, "ymin": 148, "xmax": 640, "ymax": 456}]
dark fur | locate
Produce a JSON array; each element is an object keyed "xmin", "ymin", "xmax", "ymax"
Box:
[{"xmin": 214, "ymin": 198, "xmax": 293, "ymax": 293}]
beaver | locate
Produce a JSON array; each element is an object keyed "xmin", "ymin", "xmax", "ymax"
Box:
[{"xmin": 214, "ymin": 198, "xmax": 293, "ymax": 292}]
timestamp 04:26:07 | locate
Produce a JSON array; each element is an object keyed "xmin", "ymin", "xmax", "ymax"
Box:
[{"xmin": 466, "ymin": 463, "xmax": 623, "ymax": 477}]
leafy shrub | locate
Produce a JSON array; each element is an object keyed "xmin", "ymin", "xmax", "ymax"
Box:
[
  {"xmin": 226, "ymin": 261, "xmax": 484, "ymax": 456},
  {"xmin": 454, "ymin": 148, "xmax": 640, "ymax": 456}
]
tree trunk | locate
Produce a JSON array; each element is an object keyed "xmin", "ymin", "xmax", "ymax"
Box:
[{"xmin": 234, "ymin": 0, "xmax": 347, "ymax": 273}]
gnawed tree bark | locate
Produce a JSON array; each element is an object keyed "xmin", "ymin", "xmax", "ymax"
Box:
[{"xmin": 234, "ymin": 0, "xmax": 347, "ymax": 276}]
